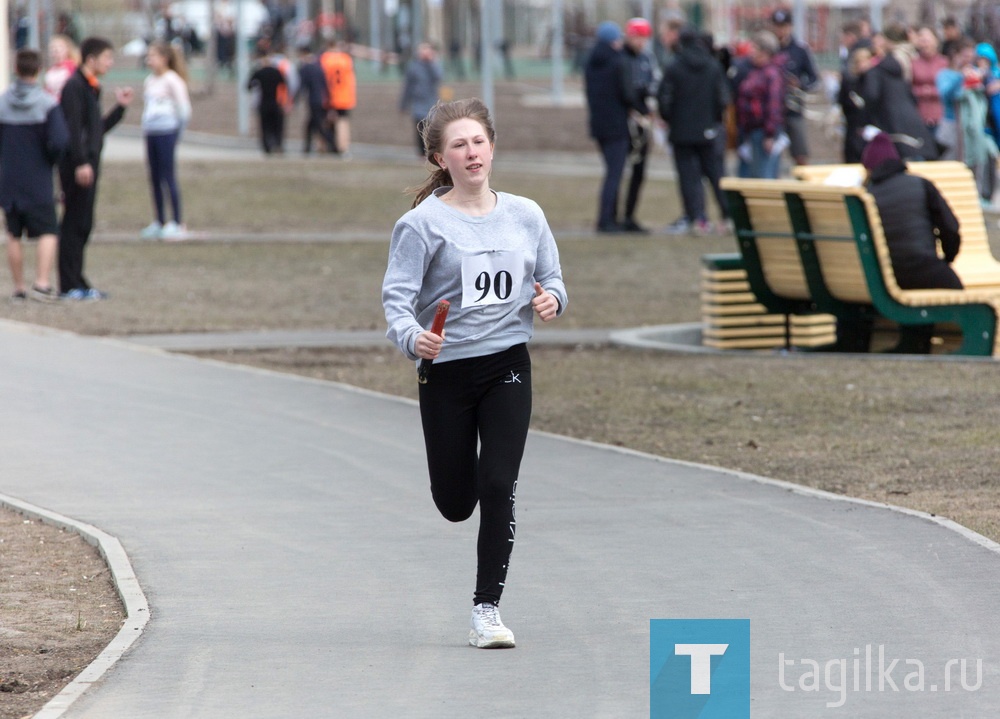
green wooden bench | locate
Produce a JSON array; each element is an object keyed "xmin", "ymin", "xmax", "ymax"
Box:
[
  {"xmin": 722, "ymin": 166, "xmax": 1000, "ymax": 356},
  {"xmin": 790, "ymin": 182, "xmax": 1000, "ymax": 356}
]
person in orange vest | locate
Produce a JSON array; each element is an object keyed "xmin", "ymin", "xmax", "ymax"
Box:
[{"xmin": 320, "ymin": 38, "xmax": 357, "ymax": 157}]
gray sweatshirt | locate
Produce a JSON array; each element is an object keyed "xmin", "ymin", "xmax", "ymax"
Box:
[{"xmin": 383, "ymin": 188, "xmax": 567, "ymax": 363}]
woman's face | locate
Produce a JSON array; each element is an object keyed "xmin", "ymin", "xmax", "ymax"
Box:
[
  {"xmin": 434, "ymin": 118, "xmax": 494, "ymax": 191},
  {"xmin": 751, "ymin": 44, "xmax": 771, "ymax": 67},
  {"xmin": 147, "ymin": 47, "xmax": 167, "ymax": 73},
  {"xmin": 49, "ymin": 38, "xmax": 68, "ymax": 64},
  {"xmin": 916, "ymin": 28, "xmax": 939, "ymax": 56}
]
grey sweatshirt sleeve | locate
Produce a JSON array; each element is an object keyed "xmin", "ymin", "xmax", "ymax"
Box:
[
  {"xmin": 532, "ymin": 207, "xmax": 568, "ymax": 315},
  {"xmin": 382, "ymin": 218, "xmax": 430, "ymax": 361}
]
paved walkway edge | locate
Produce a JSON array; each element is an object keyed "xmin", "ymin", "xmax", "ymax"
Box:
[
  {"xmin": 532, "ymin": 428, "xmax": 1000, "ymax": 557},
  {"xmin": 0, "ymin": 493, "xmax": 150, "ymax": 719}
]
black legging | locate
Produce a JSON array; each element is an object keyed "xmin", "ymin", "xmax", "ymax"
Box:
[{"xmin": 418, "ymin": 343, "xmax": 532, "ymax": 607}]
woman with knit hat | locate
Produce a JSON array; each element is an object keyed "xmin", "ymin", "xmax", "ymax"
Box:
[{"xmin": 862, "ymin": 132, "xmax": 962, "ymax": 352}]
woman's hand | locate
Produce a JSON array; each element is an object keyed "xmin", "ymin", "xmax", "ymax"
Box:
[
  {"xmin": 532, "ymin": 282, "xmax": 558, "ymax": 322},
  {"xmin": 414, "ymin": 330, "xmax": 444, "ymax": 360}
]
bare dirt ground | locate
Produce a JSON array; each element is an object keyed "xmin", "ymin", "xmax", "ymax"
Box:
[{"xmin": 0, "ymin": 509, "xmax": 123, "ymax": 719}]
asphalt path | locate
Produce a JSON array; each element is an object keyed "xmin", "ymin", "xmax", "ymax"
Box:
[{"xmin": 1, "ymin": 320, "xmax": 998, "ymax": 718}]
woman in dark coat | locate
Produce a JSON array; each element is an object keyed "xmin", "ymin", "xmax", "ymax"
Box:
[
  {"xmin": 861, "ymin": 27, "xmax": 940, "ymax": 160},
  {"xmin": 838, "ymin": 47, "xmax": 872, "ymax": 162},
  {"xmin": 862, "ymin": 133, "xmax": 962, "ymax": 352}
]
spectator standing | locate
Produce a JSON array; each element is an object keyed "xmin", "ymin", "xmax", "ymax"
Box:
[
  {"xmin": 584, "ymin": 21, "xmax": 630, "ymax": 233},
  {"xmin": 658, "ymin": 29, "xmax": 730, "ymax": 234},
  {"xmin": 44, "ymin": 35, "xmax": 79, "ymax": 99},
  {"xmin": 215, "ymin": 17, "xmax": 236, "ymax": 77},
  {"xmin": 654, "ymin": 14, "xmax": 684, "ymax": 70},
  {"xmin": 620, "ymin": 18, "xmax": 655, "ymax": 233},
  {"xmin": 861, "ymin": 24, "xmax": 939, "ymax": 160},
  {"xmin": 56, "ymin": 12, "xmax": 81, "ymax": 45},
  {"xmin": 771, "ymin": 9, "xmax": 819, "ymax": 166},
  {"xmin": 838, "ymin": 46, "xmax": 873, "ymax": 162},
  {"xmin": 974, "ymin": 42, "xmax": 1000, "ymax": 204},
  {"xmin": 140, "ymin": 42, "xmax": 192, "ymax": 241},
  {"xmin": 321, "ymin": 38, "xmax": 357, "ymax": 157},
  {"xmin": 399, "ymin": 42, "xmax": 443, "ymax": 156},
  {"xmin": 735, "ymin": 32, "xmax": 785, "ymax": 179},
  {"xmin": 58, "ymin": 37, "xmax": 133, "ymax": 301},
  {"xmin": 297, "ymin": 45, "xmax": 336, "ymax": 154},
  {"xmin": 940, "ymin": 17, "xmax": 964, "ymax": 58},
  {"xmin": 838, "ymin": 20, "xmax": 871, "ymax": 72},
  {"xmin": 247, "ymin": 48, "xmax": 287, "ymax": 154},
  {"xmin": 911, "ymin": 27, "xmax": 949, "ymax": 136},
  {"xmin": 862, "ymin": 133, "xmax": 962, "ymax": 353},
  {"xmin": 0, "ymin": 49, "xmax": 69, "ymax": 301},
  {"xmin": 382, "ymin": 98, "xmax": 567, "ymax": 649},
  {"xmin": 936, "ymin": 37, "xmax": 998, "ymax": 199}
]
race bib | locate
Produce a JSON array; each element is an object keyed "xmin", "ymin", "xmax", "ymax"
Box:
[{"xmin": 461, "ymin": 251, "xmax": 525, "ymax": 308}]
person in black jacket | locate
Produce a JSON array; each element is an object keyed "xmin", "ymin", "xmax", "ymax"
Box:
[
  {"xmin": 658, "ymin": 29, "xmax": 731, "ymax": 235},
  {"xmin": 0, "ymin": 49, "xmax": 69, "ymax": 301},
  {"xmin": 861, "ymin": 25, "xmax": 939, "ymax": 160},
  {"xmin": 584, "ymin": 21, "xmax": 630, "ymax": 233},
  {"xmin": 862, "ymin": 132, "xmax": 962, "ymax": 353},
  {"xmin": 297, "ymin": 45, "xmax": 335, "ymax": 154},
  {"xmin": 837, "ymin": 46, "xmax": 872, "ymax": 162},
  {"xmin": 58, "ymin": 36, "xmax": 132, "ymax": 300},
  {"xmin": 248, "ymin": 48, "xmax": 287, "ymax": 154}
]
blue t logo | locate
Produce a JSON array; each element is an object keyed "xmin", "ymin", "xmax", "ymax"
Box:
[{"xmin": 650, "ymin": 619, "xmax": 750, "ymax": 719}]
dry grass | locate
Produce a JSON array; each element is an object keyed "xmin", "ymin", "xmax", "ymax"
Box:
[{"xmin": 3, "ymin": 156, "xmax": 999, "ymax": 549}]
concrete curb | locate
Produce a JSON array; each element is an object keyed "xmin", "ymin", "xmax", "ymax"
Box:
[
  {"xmin": 0, "ymin": 494, "xmax": 150, "ymax": 719},
  {"xmin": 610, "ymin": 322, "xmax": 999, "ymax": 362}
]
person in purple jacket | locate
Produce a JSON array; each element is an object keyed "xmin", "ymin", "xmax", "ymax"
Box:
[
  {"xmin": 0, "ymin": 49, "xmax": 69, "ymax": 301},
  {"xmin": 735, "ymin": 31, "xmax": 785, "ymax": 178}
]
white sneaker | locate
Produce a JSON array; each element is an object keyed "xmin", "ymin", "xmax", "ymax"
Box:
[
  {"xmin": 469, "ymin": 603, "xmax": 515, "ymax": 648},
  {"xmin": 139, "ymin": 222, "xmax": 162, "ymax": 240},
  {"xmin": 160, "ymin": 221, "xmax": 189, "ymax": 241}
]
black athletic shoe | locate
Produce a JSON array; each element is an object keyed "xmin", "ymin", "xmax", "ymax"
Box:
[{"xmin": 622, "ymin": 218, "xmax": 649, "ymax": 233}]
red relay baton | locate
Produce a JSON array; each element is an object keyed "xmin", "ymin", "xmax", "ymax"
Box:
[{"xmin": 417, "ymin": 300, "xmax": 450, "ymax": 384}]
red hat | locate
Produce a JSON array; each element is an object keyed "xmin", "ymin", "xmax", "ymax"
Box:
[
  {"xmin": 861, "ymin": 132, "xmax": 900, "ymax": 171},
  {"xmin": 625, "ymin": 18, "xmax": 652, "ymax": 38}
]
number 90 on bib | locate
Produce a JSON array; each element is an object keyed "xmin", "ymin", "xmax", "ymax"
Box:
[{"xmin": 461, "ymin": 251, "xmax": 526, "ymax": 308}]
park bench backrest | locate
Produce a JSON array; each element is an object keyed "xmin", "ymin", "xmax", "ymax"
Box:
[
  {"xmin": 719, "ymin": 178, "xmax": 814, "ymax": 304},
  {"xmin": 793, "ymin": 162, "xmax": 1000, "ymax": 290},
  {"xmin": 789, "ymin": 184, "xmax": 874, "ymax": 304}
]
